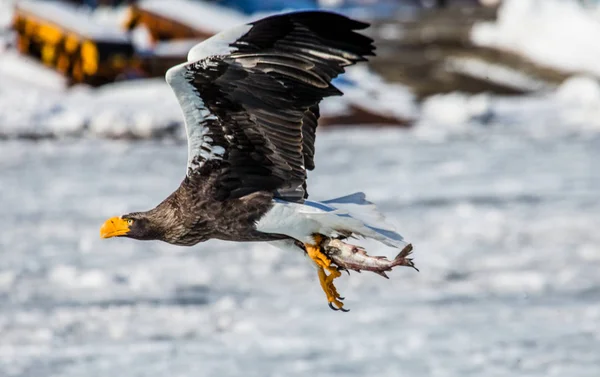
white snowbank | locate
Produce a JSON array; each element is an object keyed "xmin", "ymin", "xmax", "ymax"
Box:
[
  {"xmin": 336, "ymin": 65, "xmax": 419, "ymax": 122},
  {"xmin": 0, "ymin": 50, "xmax": 180, "ymax": 138},
  {"xmin": 152, "ymin": 38, "xmax": 204, "ymax": 57},
  {"xmin": 0, "ymin": 51, "xmax": 415, "ymax": 139},
  {"xmin": 4, "ymin": 0, "xmax": 600, "ymax": 140},
  {"xmin": 0, "ymin": 51, "xmax": 67, "ymax": 90},
  {"xmin": 417, "ymin": 75, "xmax": 600, "ymax": 140},
  {"xmin": 15, "ymin": 0, "xmax": 129, "ymax": 42},
  {"xmin": 472, "ymin": 0, "xmax": 600, "ymax": 77},
  {"xmin": 136, "ymin": 0, "xmax": 247, "ymax": 34},
  {"xmin": 3, "ymin": 44, "xmax": 600, "ymax": 141},
  {"xmin": 0, "ymin": 0, "xmax": 16, "ymax": 30},
  {"xmin": 82, "ymin": 79, "xmax": 182, "ymax": 138},
  {"xmin": 0, "ymin": 53, "xmax": 70, "ymax": 137},
  {"xmin": 444, "ymin": 57, "xmax": 551, "ymax": 92},
  {"xmin": 0, "ymin": 4, "xmax": 10, "ymax": 27},
  {"xmin": 0, "ymin": 0, "xmax": 16, "ymax": 50},
  {"xmin": 0, "ymin": 79, "xmax": 182, "ymax": 139}
]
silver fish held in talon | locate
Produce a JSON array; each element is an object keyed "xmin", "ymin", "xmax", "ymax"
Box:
[{"xmin": 322, "ymin": 238, "xmax": 419, "ymax": 278}]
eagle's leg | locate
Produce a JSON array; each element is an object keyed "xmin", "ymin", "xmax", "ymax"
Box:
[{"xmin": 305, "ymin": 235, "xmax": 348, "ymax": 312}]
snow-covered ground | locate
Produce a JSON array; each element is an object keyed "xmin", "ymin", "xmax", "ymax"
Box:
[
  {"xmin": 472, "ymin": 0, "xmax": 600, "ymax": 77},
  {"xmin": 1, "ymin": 125, "xmax": 599, "ymax": 376},
  {"xmin": 416, "ymin": 75, "xmax": 600, "ymax": 139},
  {"xmin": 0, "ymin": 50, "xmax": 417, "ymax": 139},
  {"xmin": 4, "ymin": 0, "xmax": 600, "ymax": 140},
  {"xmin": 4, "ymin": 46, "xmax": 600, "ymax": 141},
  {"xmin": 136, "ymin": 0, "xmax": 248, "ymax": 34},
  {"xmin": 0, "ymin": 0, "xmax": 418, "ymax": 139}
]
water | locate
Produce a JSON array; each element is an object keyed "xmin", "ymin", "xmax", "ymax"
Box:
[{"xmin": 0, "ymin": 129, "xmax": 599, "ymax": 376}]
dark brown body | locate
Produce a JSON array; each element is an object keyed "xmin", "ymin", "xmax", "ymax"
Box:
[{"xmin": 140, "ymin": 171, "xmax": 287, "ymax": 246}]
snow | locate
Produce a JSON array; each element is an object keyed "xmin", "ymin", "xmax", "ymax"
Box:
[
  {"xmin": 7, "ymin": 0, "xmax": 600, "ymax": 141},
  {"xmin": 83, "ymin": 79, "xmax": 182, "ymax": 139},
  {"xmin": 444, "ymin": 56, "xmax": 552, "ymax": 92},
  {"xmin": 3, "ymin": 1, "xmax": 600, "ymax": 141},
  {"xmin": 15, "ymin": 0, "xmax": 129, "ymax": 42},
  {"xmin": 0, "ymin": 128, "xmax": 598, "ymax": 376},
  {"xmin": 4, "ymin": 42, "xmax": 600, "ymax": 140},
  {"xmin": 136, "ymin": 0, "xmax": 248, "ymax": 34},
  {"xmin": 472, "ymin": 0, "xmax": 600, "ymax": 78},
  {"xmin": 0, "ymin": 0, "xmax": 16, "ymax": 30},
  {"xmin": 0, "ymin": 51, "xmax": 67, "ymax": 90},
  {"xmin": 416, "ymin": 76, "xmax": 600, "ymax": 140},
  {"xmin": 337, "ymin": 65, "xmax": 419, "ymax": 122},
  {"xmin": 0, "ymin": 51, "xmax": 418, "ymax": 139},
  {"xmin": 152, "ymin": 38, "xmax": 204, "ymax": 57},
  {"xmin": 0, "ymin": 53, "xmax": 183, "ymax": 139}
]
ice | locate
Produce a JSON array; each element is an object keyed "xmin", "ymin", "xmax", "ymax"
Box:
[
  {"xmin": 416, "ymin": 75, "xmax": 600, "ymax": 140},
  {"xmin": 0, "ymin": 57, "xmax": 183, "ymax": 139},
  {"xmin": 0, "ymin": 0, "xmax": 420, "ymax": 139},
  {"xmin": 0, "ymin": 52, "xmax": 67, "ymax": 90},
  {"xmin": 0, "ymin": 0, "xmax": 16, "ymax": 30},
  {"xmin": 338, "ymin": 65, "xmax": 419, "ymax": 122},
  {"xmin": 136, "ymin": 0, "xmax": 248, "ymax": 34},
  {"xmin": 472, "ymin": 0, "xmax": 600, "ymax": 77},
  {"xmin": 15, "ymin": 0, "xmax": 129, "ymax": 42},
  {"xmin": 6, "ymin": 0, "xmax": 600, "ymax": 141},
  {"xmin": 0, "ymin": 125, "xmax": 599, "ymax": 376},
  {"xmin": 0, "ymin": 52, "xmax": 418, "ymax": 139},
  {"xmin": 444, "ymin": 56, "xmax": 551, "ymax": 92},
  {"xmin": 151, "ymin": 38, "xmax": 204, "ymax": 57},
  {"xmin": 5, "ymin": 45, "xmax": 600, "ymax": 141}
]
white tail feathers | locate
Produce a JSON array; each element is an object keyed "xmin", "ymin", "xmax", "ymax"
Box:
[
  {"xmin": 309, "ymin": 192, "xmax": 404, "ymax": 248},
  {"xmin": 256, "ymin": 192, "xmax": 405, "ymax": 248},
  {"xmin": 321, "ymin": 192, "xmax": 390, "ymax": 229}
]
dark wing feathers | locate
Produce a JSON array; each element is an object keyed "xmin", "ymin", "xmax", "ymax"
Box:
[
  {"xmin": 301, "ymin": 105, "xmax": 319, "ymax": 171},
  {"xmin": 170, "ymin": 11, "xmax": 374, "ymax": 201}
]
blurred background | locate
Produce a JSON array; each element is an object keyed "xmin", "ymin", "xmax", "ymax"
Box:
[{"xmin": 1, "ymin": 0, "xmax": 599, "ymax": 376}]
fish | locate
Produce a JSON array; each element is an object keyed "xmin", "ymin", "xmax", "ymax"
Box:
[{"xmin": 322, "ymin": 238, "xmax": 419, "ymax": 278}]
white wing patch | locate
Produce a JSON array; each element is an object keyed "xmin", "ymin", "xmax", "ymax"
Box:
[
  {"xmin": 187, "ymin": 24, "xmax": 252, "ymax": 62},
  {"xmin": 165, "ymin": 23, "xmax": 252, "ymax": 174},
  {"xmin": 256, "ymin": 194, "xmax": 405, "ymax": 248},
  {"xmin": 166, "ymin": 63, "xmax": 222, "ymax": 173}
]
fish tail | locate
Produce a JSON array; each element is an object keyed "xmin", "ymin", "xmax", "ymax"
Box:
[{"xmin": 392, "ymin": 243, "xmax": 419, "ymax": 272}]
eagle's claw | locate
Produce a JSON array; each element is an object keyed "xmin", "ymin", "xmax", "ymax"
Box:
[
  {"xmin": 306, "ymin": 238, "xmax": 349, "ymax": 312},
  {"xmin": 329, "ymin": 303, "xmax": 350, "ymax": 312}
]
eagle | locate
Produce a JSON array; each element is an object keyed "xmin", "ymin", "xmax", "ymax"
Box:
[{"xmin": 100, "ymin": 11, "xmax": 407, "ymax": 311}]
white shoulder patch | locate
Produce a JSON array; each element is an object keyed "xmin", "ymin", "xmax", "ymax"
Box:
[
  {"xmin": 165, "ymin": 61, "xmax": 187, "ymax": 87},
  {"xmin": 187, "ymin": 23, "xmax": 253, "ymax": 63},
  {"xmin": 165, "ymin": 62, "xmax": 222, "ymax": 173}
]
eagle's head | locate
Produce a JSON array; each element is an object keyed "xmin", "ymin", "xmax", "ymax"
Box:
[{"xmin": 100, "ymin": 213, "xmax": 161, "ymax": 241}]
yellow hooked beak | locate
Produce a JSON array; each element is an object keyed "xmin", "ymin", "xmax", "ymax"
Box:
[{"xmin": 100, "ymin": 217, "xmax": 130, "ymax": 239}]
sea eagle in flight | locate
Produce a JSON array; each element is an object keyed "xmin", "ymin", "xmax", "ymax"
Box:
[{"xmin": 100, "ymin": 11, "xmax": 411, "ymax": 311}]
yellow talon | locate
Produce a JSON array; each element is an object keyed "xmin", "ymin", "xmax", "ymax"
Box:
[
  {"xmin": 305, "ymin": 235, "xmax": 348, "ymax": 312},
  {"xmin": 306, "ymin": 235, "xmax": 331, "ymax": 268}
]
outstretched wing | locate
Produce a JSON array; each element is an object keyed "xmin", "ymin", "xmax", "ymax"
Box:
[{"xmin": 166, "ymin": 11, "xmax": 374, "ymax": 201}]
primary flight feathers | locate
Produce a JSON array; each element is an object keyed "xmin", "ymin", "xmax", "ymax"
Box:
[{"xmin": 165, "ymin": 11, "xmax": 375, "ymax": 201}]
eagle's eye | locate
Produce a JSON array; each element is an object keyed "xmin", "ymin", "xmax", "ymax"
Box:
[{"xmin": 127, "ymin": 219, "xmax": 134, "ymax": 226}]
